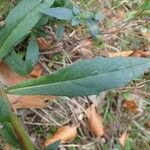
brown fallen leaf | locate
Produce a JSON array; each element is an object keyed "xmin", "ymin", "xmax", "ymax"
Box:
[
  {"xmin": 142, "ymin": 32, "xmax": 150, "ymax": 43},
  {"xmin": 80, "ymin": 37, "xmax": 93, "ymax": 48},
  {"xmin": 86, "ymin": 104, "xmax": 104, "ymax": 137},
  {"xmin": 122, "ymin": 100, "xmax": 139, "ymax": 114},
  {"xmin": 108, "ymin": 50, "xmax": 134, "ymax": 57},
  {"xmin": 37, "ymin": 37, "xmax": 53, "ymax": 50},
  {"xmin": 0, "ymin": 61, "xmax": 27, "ymax": 85},
  {"xmin": 108, "ymin": 50, "xmax": 150, "ymax": 58},
  {"xmin": 30, "ymin": 63, "xmax": 43, "ymax": 78},
  {"xmin": 3, "ymin": 144, "xmax": 12, "ymax": 150},
  {"xmin": 44, "ymin": 126, "xmax": 77, "ymax": 147},
  {"xmin": 145, "ymin": 120, "xmax": 150, "ymax": 128},
  {"xmin": 0, "ymin": 21, "xmax": 5, "ymax": 27},
  {"xmin": 9, "ymin": 95, "xmax": 55, "ymax": 110},
  {"xmin": 0, "ymin": 61, "xmax": 55, "ymax": 110},
  {"xmin": 71, "ymin": 37, "xmax": 93, "ymax": 59},
  {"xmin": 119, "ymin": 130, "xmax": 128, "ymax": 146}
]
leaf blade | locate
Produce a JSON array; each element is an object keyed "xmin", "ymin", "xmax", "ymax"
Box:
[
  {"xmin": 4, "ymin": 50, "xmax": 27, "ymax": 76},
  {"xmin": 0, "ymin": 0, "xmax": 53, "ymax": 59},
  {"xmin": 26, "ymin": 34, "xmax": 39, "ymax": 73},
  {"xmin": 2, "ymin": 123, "xmax": 20, "ymax": 148},
  {"xmin": 8, "ymin": 57, "xmax": 150, "ymax": 97},
  {"xmin": 0, "ymin": 96, "xmax": 10, "ymax": 122},
  {"xmin": 42, "ymin": 7, "xmax": 74, "ymax": 20}
]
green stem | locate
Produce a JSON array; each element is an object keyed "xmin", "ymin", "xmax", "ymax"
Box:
[
  {"xmin": 0, "ymin": 86, "xmax": 37, "ymax": 150},
  {"xmin": 10, "ymin": 113, "xmax": 36, "ymax": 150}
]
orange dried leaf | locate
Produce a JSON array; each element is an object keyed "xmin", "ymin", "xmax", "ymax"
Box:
[
  {"xmin": 108, "ymin": 50, "xmax": 134, "ymax": 57},
  {"xmin": 142, "ymin": 32, "xmax": 150, "ymax": 43},
  {"xmin": 108, "ymin": 50, "xmax": 150, "ymax": 58},
  {"xmin": 119, "ymin": 130, "xmax": 128, "ymax": 146},
  {"xmin": 44, "ymin": 126, "xmax": 77, "ymax": 147},
  {"xmin": 80, "ymin": 37, "xmax": 93, "ymax": 48},
  {"xmin": 37, "ymin": 37, "xmax": 52, "ymax": 50},
  {"xmin": 9, "ymin": 95, "xmax": 55, "ymax": 110},
  {"xmin": 86, "ymin": 104, "xmax": 104, "ymax": 137},
  {"xmin": 0, "ymin": 61, "xmax": 27, "ymax": 85},
  {"xmin": 145, "ymin": 120, "xmax": 150, "ymax": 128},
  {"xmin": 3, "ymin": 144, "xmax": 11, "ymax": 150},
  {"xmin": 122, "ymin": 100, "xmax": 139, "ymax": 114},
  {"xmin": 0, "ymin": 61, "xmax": 55, "ymax": 110},
  {"xmin": 30, "ymin": 63, "xmax": 42, "ymax": 78}
]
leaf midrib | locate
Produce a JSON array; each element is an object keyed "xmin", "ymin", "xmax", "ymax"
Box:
[{"xmin": 9, "ymin": 60, "xmax": 150, "ymax": 93}]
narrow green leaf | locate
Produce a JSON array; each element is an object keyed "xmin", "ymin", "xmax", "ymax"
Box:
[
  {"xmin": 45, "ymin": 141, "xmax": 60, "ymax": 150},
  {"xmin": 141, "ymin": 0, "xmax": 150, "ymax": 11},
  {"xmin": 0, "ymin": 96, "xmax": 10, "ymax": 122},
  {"xmin": 2, "ymin": 123, "xmax": 21, "ymax": 148},
  {"xmin": 4, "ymin": 35, "xmax": 39, "ymax": 75},
  {"xmin": 42, "ymin": 7, "xmax": 74, "ymax": 20},
  {"xmin": 8, "ymin": 57, "xmax": 150, "ymax": 97},
  {"xmin": 26, "ymin": 34, "xmax": 39, "ymax": 73},
  {"xmin": 0, "ymin": 0, "xmax": 53, "ymax": 59},
  {"xmin": 4, "ymin": 50, "xmax": 27, "ymax": 76}
]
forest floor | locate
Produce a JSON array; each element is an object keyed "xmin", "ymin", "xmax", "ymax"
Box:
[{"xmin": 0, "ymin": 0, "xmax": 150, "ymax": 150}]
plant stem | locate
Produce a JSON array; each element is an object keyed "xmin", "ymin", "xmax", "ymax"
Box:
[
  {"xmin": 10, "ymin": 113, "xmax": 36, "ymax": 150},
  {"xmin": 0, "ymin": 86, "xmax": 37, "ymax": 150}
]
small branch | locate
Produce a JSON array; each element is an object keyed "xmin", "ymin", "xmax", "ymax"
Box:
[{"xmin": 0, "ymin": 85, "xmax": 37, "ymax": 150}]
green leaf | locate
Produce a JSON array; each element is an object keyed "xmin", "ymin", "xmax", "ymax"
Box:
[
  {"xmin": 45, "ymin": 140, "xmax": 60, "ymax": 150},
  {"xmin": 2, "ymin": 123, "xmax": 20, "ymax": 148},
  {"xmin": 42, "ymin": 7, "xmax": 74, "ymax": 20},
  {"xmin": 87, "ymin": 19, "xmax": 101, "ymax": 39},
  {"xmin": 4, "ymin": 35, "xmax": 39, "ymax": 76},
  {"xmin": 141, "ymin": 0, "xmax": 150, "ymax": 11},
  {"xmin": 0, "ymin": 0, "xmax": 10, "ymax": 16},
  {"xmin": 26, "ymin": 34, "xmax": 39, "ymax": 73},
  {"xmin": 0, "ymin": 0, "xmax": 54, "ymax": 60},
  {"xmin": 8, "ymin": 57, "xmax": 150, "ymax": 97},
  {"xmin": 0, "ymin": 96, "xmax": 10, "ymax": 122},
  {"xmin": 4, "ymin": 50, "xmax": 27, "ymax": 76}
]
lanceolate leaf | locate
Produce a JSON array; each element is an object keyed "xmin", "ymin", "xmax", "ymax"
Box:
[
  {"xmin": 4, "ymin": 34, "xmax": 39, "ymax": 76},
  {"xmin": 0, "ymin": 0, "xmax": 55, "ymax": 59},
  {"xmin": 4, "ymin": 50, "xmax": 27, "ymax": 76},
  {"xmin": 26, "ymin": 34, "xmax": 39, "ymax": 73},
  {"xmin": 8, "ymin": 57, "xmax": 150, "ymax": 97},
  {"xmin": 2, "ymin": 123, "xmax": 21, "ymax": 148},
  {"xmin": 0, "ymin": 96, "xmax": 10, "ymax": 122}
]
